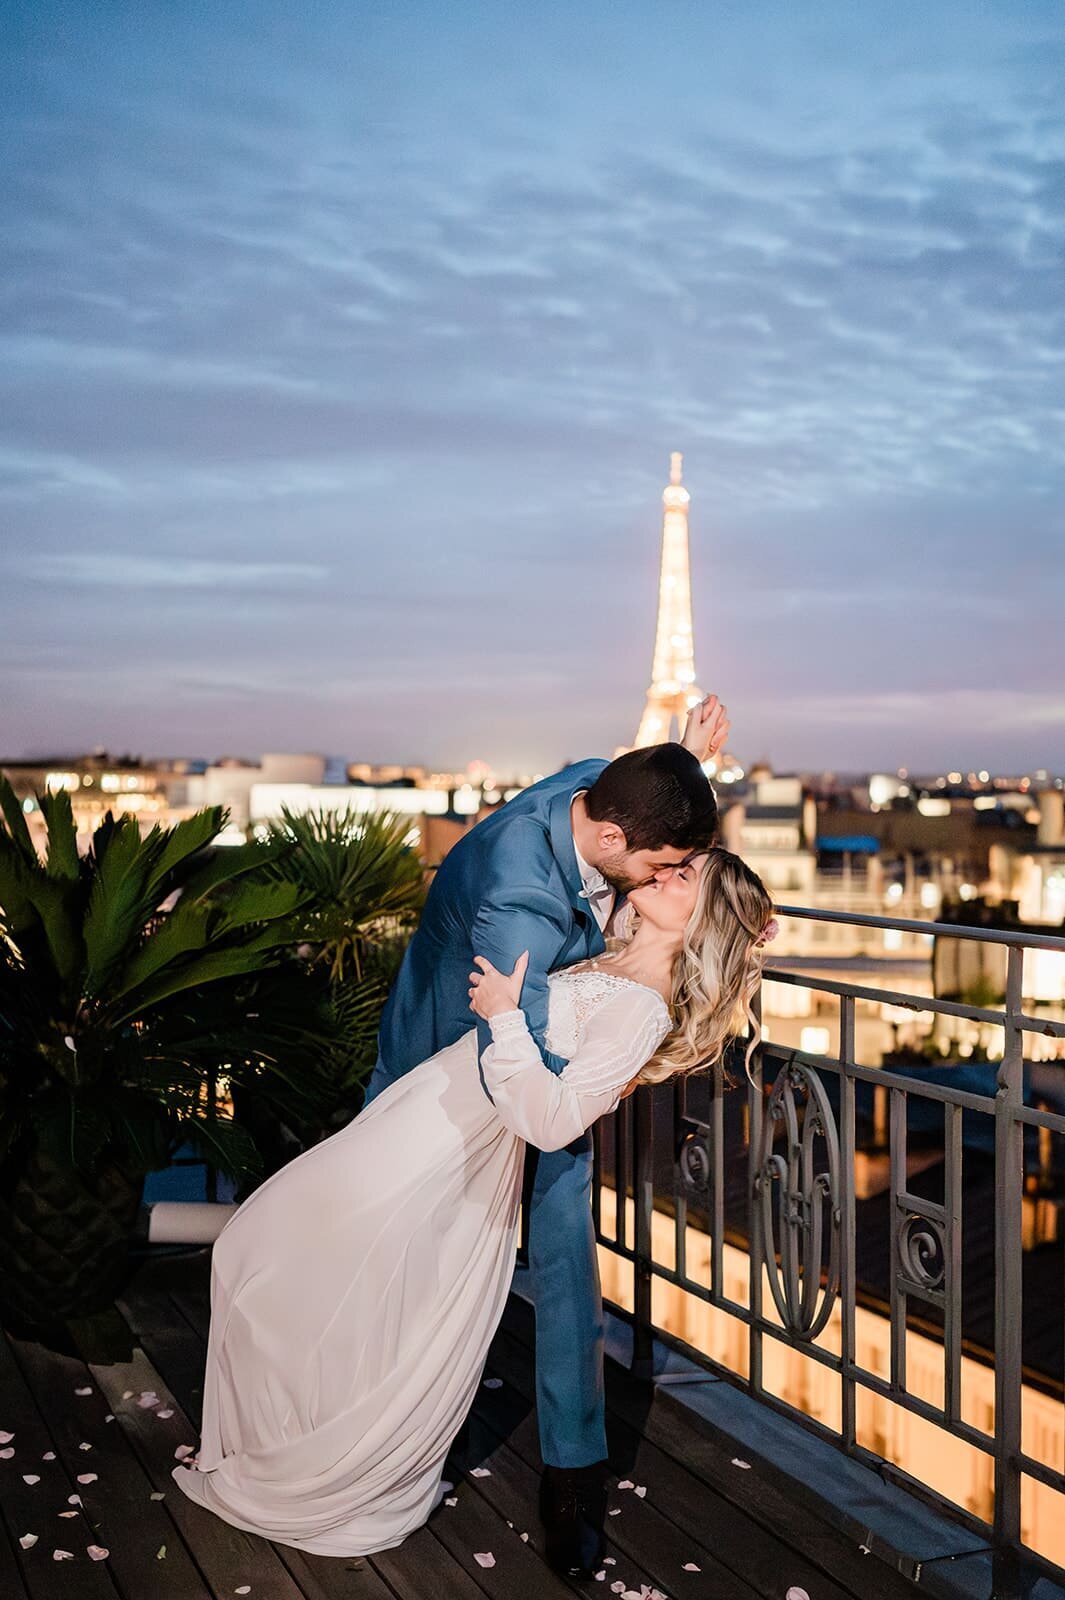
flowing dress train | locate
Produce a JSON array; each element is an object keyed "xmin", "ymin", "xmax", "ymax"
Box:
[{"xmin": 171, "ymin": 969, "xmax": 669, "ymax": 1554}]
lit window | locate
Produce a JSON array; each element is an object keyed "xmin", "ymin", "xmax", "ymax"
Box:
[{"xmin": 800, "ymin": 1026, "xmax": 830, "ymax": 1055}]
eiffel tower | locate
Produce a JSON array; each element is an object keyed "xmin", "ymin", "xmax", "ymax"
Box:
[{"xmin": 634, "ymin": 452, "xmax": 705, "ymax": 747}]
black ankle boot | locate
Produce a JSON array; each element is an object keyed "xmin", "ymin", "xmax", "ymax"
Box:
[{"xmin": 539, "ymin": 1460, "xmax": 608, "ymax": 1578}]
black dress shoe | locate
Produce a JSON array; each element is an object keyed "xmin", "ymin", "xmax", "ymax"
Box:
[{"xmin": 539, "ymin": 1460, "xmax": 608, "ymax": 1578}]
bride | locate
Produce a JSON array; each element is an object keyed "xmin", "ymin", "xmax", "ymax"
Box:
[{"xmin": 172, "ymin": 844, "xmax": 773, "ymax": 1555}]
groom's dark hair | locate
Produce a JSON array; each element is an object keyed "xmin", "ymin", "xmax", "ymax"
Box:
[{"xmin": 585, "ymin": 744, "xmax": 718, "ymax": 853}]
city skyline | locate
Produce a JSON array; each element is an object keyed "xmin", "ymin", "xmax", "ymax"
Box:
[{"xmin": 2, "ymin": 3, "xmax": 1063, "ymax": 772}]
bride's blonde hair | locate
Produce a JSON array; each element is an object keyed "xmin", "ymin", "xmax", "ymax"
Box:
[{"xmin": 629, "ymin": 846, "xmax": 774, "ymax": 1086}]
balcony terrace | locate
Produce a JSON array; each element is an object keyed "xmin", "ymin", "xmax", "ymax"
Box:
[{"xmin": 1, "ymin": 908, "xmax": 1063, "ymax": 1600}]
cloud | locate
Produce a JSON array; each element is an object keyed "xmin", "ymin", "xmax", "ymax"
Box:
[{"xmin": 0, "ymin": 2, "xmax": 1062, "ymax": 769}]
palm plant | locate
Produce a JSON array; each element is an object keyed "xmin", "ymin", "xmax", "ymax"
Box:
[
  {"xmin": 242, "ymin": 806, "xmax": 426, "ymax": 1144},
  {"xmin": 0, "ymin": 779, "xmax": 335, "ymax": 1330}
]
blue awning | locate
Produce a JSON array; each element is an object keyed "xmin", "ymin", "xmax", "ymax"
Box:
[{"xmin": 816, "ymin": 835, "xmax": 879, "ymax": 853}]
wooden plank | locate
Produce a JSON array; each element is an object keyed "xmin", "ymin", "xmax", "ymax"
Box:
[
  {"xmin": 8, "ymin": 1332, "xmax": 212, "ymax": 1600},
  {"xmin": 277, "ymin": 1545, "xmax": 400, "ymax": 1600},
  {"xmin": 0, "ymin": 1332, "xmax": 120, "ymax": 1600},
  {"xmin": 466, "ymin": 1365, "xmax": 759, "ymax": 1600},
  {"xmin": 425, "ymin": 1468, "xmax": 577, "ymax": 1600},
  {"xmin": 123, "ymin": 1262, "xmax": 428, "ymax": 1600},
  {"xmin": 368, "ymin": 1525, "xmax": 490, "ymax": 1600},
  {"xmin": 83, "ymin": 1339, "xmax": 307, "ymax": 1600},
  {"xmin": 489, "ymin": 1317, "xmax": 876, "ymax": 1600},
  {"xmin": 0, "ymin": 1496, "xmax": 32, "ymax": 1600},
  {"xmin": 116, "ymin": 1278, "xmax": 208, "ymax": 1428}
]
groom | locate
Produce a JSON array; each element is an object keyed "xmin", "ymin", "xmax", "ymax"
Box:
[{"xmin": 366, "ymin": 696, "xmax": 728, "ymax": 1576}]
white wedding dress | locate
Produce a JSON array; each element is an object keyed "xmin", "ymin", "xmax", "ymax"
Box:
[{"xmin": 171, "ymin": 969, "xmax": 670, "ymax": 1555}]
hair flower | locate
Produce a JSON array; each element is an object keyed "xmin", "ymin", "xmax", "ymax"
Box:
[{"xmin": 757, "ymin": 917, "xmax": 779, "ymax": 946}]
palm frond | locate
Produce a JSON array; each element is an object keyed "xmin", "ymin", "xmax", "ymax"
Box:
[
  {"xmin": 181, "ymin": 1109, "xmax": 262, "ymax": 1183},
  {"xmin": 142, "ymin": 807, "xmax": 225, "ymax": 900},
  {"xmin": 38, "ymin": 789, "xmax": 79, "ymax": 882},
  {"xmin": 82, "ymin": 816, "xmax": 155, "ymax": 995},
  {"xmin": 0, "ymin": 776, "xmax": 38, "ymax": 866}
]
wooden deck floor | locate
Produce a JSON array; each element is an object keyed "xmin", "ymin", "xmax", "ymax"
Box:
[{"xmin": 0, "ymin": 1248, "xmax": 923, "ymax": 1600}]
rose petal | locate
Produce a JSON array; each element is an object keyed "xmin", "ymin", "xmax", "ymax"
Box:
[
  {"xmin": 786, "ymin": 1590, "xmax": 811, "ymax": 1600},
  {"xmin": 611, "ymin": 1585, "xmax": 626, "ymax": 1596},
  {"xmin": 0, "ymin": 1430, "xmax": 14, "ymax": 1443},
  {"xmin": 683, "ymin": 1563, "xmax": 701, "ymax": 1572},
  {"xmin": 157, "ymin": 1409, "xmax": 174, "ymax": 1419},
  {"xmin": 634, "ymin": 1485, "xmax": 647, "ymax": 1497},
  {"xmin": 618, "ymin": 1479, "xmax": 634, "ymax": 1490},
  {"xmin": 444, "ymin": 1496, "xmax": 457, "ymax": 1507},
  {"xmin": 42, "ymin": 1451, "xmax": 56, "ymax": 1461},
  {"xmin": 731, "ymin": 1457, "xmax": 751, "ymax": 1470},
  {"xmin": 0, "ymin": 1448, "xmax": 13, "ymax": 1459},
  {"xmin": 608, "ymin": 1507, "xmax": 621, "ymax": 1516},
  {"xmin": 137, "ymin": 1396, "xmax": 159, "ymax": 1409},
  {"xmin": 604, "ymin": 1557, "xmax": 617, "ymax": 1565},
  {"xmin": 470, "ymin": 1467, "xmax": 491, "ymax": 1478},
  {"xmin": 59, "ymin": 1512, "xmax": 79, "ymax": 1519},
  {"xmin": 75, "ymin": 1387, "xmax": 92, "ymax": 1396},
  {"xmin": 174, "ymin": 1445, "xmax": 194, "ymax": 1460},
  {"xmin": 19, "ymin": 1534, "xmax": 37, "ymax": 1550},
  {"xmin": 150, "ymin": 1492, "xmax": 166, "ymax": 1501},
  {"xmin": 235, "ymin": 1589, "xmax": 251, "ymax": 1596},
  {"xmin": 104, "ymin": 1415, "xmax": 115, "ymax": 1423},
  {"xmin": 122, "ymin": 1391, "xmax": 134, "ymax": 1400},
  {"xmin": 157, "ymin": 1545, "xmax": 167, "ymax": 1559},
  {"xmin": 78, "ymin": 1442, "xmax": 92, "ymax": 1451},
  {"xmin": 595, "ymin": 1572, "xmax": 606, "ymax": 1582},
  {"xmin": 22, "ymin": 1475, "xmax": 40, "ymax": 1485},
  {"xmin": 67, "ymin": 1495, "xmax": 82, "ymax": 1506},
  {"xmin": 87, "ymin": 1545, "xmax": 109, "ymax": 1561},
  {"xmin": 53, "ymin": 1549, "xmax": 74, "ymax": 1561},
  {"xmin": 77, "ymin": 1474, "xmax": 98, "ymax": 1485},
  {"xmin": 474, "ymin": 1553, "xmax": 495, "ymax": 1569},
  {"xmin": 482, "ymin": 1378, "xmax": 503, "ymax": 1389},
  {"xmin": 520, "ymin": 1532, "xmax": 529, "ymax": 1542}
]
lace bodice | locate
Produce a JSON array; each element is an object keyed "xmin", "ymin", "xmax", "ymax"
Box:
[
  {"xmin": 544, "ymin": 968, "xmax": 671, "ymax": 1083},
  {"xmin": 479, "ymin": 968, "xmax": 672, "ymax": 1152}
]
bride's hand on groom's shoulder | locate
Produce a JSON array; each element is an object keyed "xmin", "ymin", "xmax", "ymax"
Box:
[
  {"xmin": 681, "ymin": 692, "xmax": 730, "ymax": 763},
  {"xmin": 469, "ymin": 951, "xmax": 530, "ymax": 1020}
]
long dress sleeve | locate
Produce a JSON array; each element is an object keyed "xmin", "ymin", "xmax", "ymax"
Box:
[{"xmin": 480, "ymin": 983, "xmax": 670, "ymax": 1153}]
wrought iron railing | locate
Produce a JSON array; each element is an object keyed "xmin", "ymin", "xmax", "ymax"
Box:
[{"xmin": 592, "ymin": 906, "xmax": 1065, "ymax": 1590}]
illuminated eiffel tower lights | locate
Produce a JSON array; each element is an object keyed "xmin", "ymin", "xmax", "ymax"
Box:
[{"xmin": 634, "ymin": 452, "xmax": 705, "ymax": 747}]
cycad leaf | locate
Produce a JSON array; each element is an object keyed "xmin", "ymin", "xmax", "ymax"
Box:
[
  {"xmin": 38, "ymin": 788, "xmax": 80, "ymax": 881},
  {"xmin": 0, "ymin": 775, "xmax": 37, "ymax": 865},
  {"xmin": 109, "ymin": 900, "xmax": 213, "ymax": 1001},
  {"xmin": 179, "ymin": 835, "xmax": 290, "ymax": 904},
  {"xmin": 0, "ymin": 840, "xmax": 82, "ymax": 987},
  {"xmin": 83, "ymin": 817, "xmax": 154, "ymax": 994},
  {"xmin": 111, "ymin": 935, "xmax": 282, "ymax": 1022},
  {"xmin": 182, "ymin": 1109, "xmax": 262, "ymax": 1182},
  {"xmin": 143, "ymin": 807, "xmax": 225, "ymax": 899},
  {"xmin": 211, "ymin": 880, "xmax": 305, "ymax": 937},
  {"xmin": 0, "ymin": 832, "xmax": 38, "ymax": 936}
]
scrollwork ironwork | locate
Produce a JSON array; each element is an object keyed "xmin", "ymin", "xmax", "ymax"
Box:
[
  {"xmin": 753, "ymin": 1061, "xmax": 841, "ymax": 1340},
  {"xmin": 678, "ymin": 1130, "xmax": 710, "ymax": 1190},
  {"xmin": 896, "ymin": 1210, "xmax": 946, "ymax": 1293}
]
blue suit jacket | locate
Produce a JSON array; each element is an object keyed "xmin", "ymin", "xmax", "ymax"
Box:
[{"xmin": 372, "ymin": 759, "xmax": 610, "ymax": 1093}]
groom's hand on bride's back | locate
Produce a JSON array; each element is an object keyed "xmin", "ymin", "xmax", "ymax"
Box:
[{"xmin": 469, "ymin": 951, "xmax": 530, "ymax": 1021}]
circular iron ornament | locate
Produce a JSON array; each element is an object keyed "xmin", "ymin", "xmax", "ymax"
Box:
[
  {"xmin": 897, "ymin": 1213, "xmax": 946, "ymax": 1292},
  {"xmin": 678, "ymin": 1132, "xmax": 710, "ymax": 1190},
  {"xmin": 753, "ymin": 1061, "xmax": 842, "ymax": 1341}
]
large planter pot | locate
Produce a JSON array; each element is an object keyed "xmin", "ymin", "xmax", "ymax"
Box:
[{"xmin": 0, "ymin": 1139, "xmax": 142, "ymax": 1335}]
